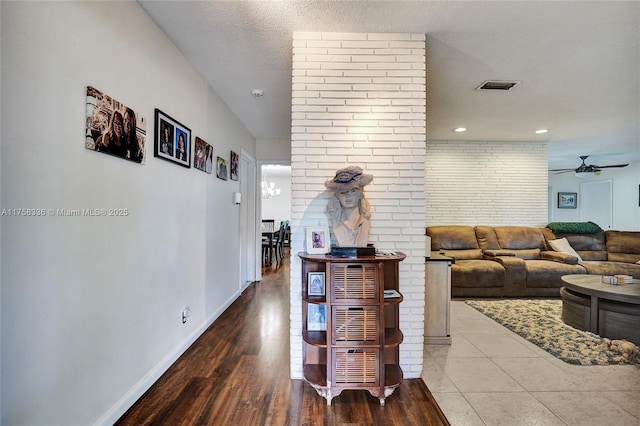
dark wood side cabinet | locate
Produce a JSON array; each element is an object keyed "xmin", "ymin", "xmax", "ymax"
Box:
[{"xmin": 299, "ymin": 252, "xmax": 406, "ymax": 405}]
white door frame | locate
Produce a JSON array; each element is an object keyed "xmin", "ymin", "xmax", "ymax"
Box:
[{"xmin": 240, "ymin": 149, "xmax": 257, "ymax": 288}]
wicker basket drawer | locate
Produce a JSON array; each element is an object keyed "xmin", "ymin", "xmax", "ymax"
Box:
[
  {"xmin": 332, "ymin": 349, "xmax": 379, "ymax": 384},
  {"xmin": 332, "ymin": 306, "xmax": 379, "ymax": 344},
  {"xmin": 331, "ymin": 264, "xmax": 378, "ymax": 301}
]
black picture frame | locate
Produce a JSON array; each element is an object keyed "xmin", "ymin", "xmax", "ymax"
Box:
[
  {"xmin": 558, "ymin": 192, "xmax": 577, "ymax": 209},
  {"xmin": 154, "ymin": 109, "xmax": 191, "ymax": 168}
]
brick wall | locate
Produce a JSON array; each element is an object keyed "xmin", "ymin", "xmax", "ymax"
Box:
[
  {"xmin": 290, "ymin": 32, "xmax": 426, "ymax": 379},
  {"xmin": 426, "ymin": 141, "xmax": 549, "ymax": 226}
]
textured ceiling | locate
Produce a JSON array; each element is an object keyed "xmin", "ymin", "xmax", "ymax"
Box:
[{"xmin": 139, "ymin": 1, "xmax": 640, "ymax": 170}]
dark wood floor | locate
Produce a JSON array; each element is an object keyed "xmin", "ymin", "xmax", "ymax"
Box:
[{"xmin": 116, "ymin": 251, "xmax": 449, "ymax": 425}]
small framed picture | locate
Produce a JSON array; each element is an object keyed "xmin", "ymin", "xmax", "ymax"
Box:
[
  {"xmin": 194, "ymin": 137, "xmax": 213, "ymax": 174},
  {"xmin": 154, "ymin": 109, "xmax": 191, "ymax": 168},
  {"xmin": 230, "ymin": 150, "xmax": 239, "ymax": 181},
  {"xmin": 308, "ymin": 272, "xmax": 326, "ymax": 297},
  {"xmin": 216, "ymin": 156, "xmax": 228, "ymax": 180},
  {"xmin": 558, "ymin": 192, "xmax": 577, "ymax": 209},
  {"xmin": 306, "ymin": 226, "xmax": 330, "ymax": 254},
  {"xmin": 307, "ymin": 304, "xmax": 326, "ymax": 331}
]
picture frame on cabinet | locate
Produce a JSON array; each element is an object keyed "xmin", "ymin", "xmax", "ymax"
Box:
[
  {"xmin": 308, "ymin": 272, "xmax": 326, "ymax": 297},
  {"xmin": 307, "ymin": 304, "xmax": 326, "ymax": 331},
  {"xmin": 558, "ymin": 192, "xmax": 577, "ymax": 209},
  {"xmin": 306, "ymin": 226, "xmax": 331, "ymax": 254},
  {"xmin": 154, "ymin": 109, "xmax": 191, "ymax": 168}
]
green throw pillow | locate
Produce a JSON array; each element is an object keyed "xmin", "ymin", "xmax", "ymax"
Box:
[{"xmin": 547, "ymin": 221, "xmax": 602, "ymax": 234}]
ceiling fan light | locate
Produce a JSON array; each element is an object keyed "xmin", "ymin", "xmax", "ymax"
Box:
[{"xmin": 574, "ymin": 172, "xmax": 591, "ymax": 178}]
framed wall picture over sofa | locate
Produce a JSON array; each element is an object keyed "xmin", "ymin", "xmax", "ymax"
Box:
[
  {"xmin": 558, "ymin": 192, "xmax": 577, "ymax": 209},
  {"xmin": 154, "ymin": 109, "xmax": 191, "ymax": 168},
  {"xmin": 85, "ymin": 86, "xmax": 146, "ymax": 164}
]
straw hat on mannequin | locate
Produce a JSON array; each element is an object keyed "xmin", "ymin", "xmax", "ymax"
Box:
[{"xmin": 325, "ymin": 166, "xmax": 373, "ymax": 247}]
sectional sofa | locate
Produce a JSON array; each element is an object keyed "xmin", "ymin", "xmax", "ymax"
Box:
[{"xmin": 426, "ymin": 225, "xmax": 640, "ymax": 298}]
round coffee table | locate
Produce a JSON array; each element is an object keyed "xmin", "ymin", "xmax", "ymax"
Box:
[{"xmin": 560, "ymin": 274, "xmax": 640, "ymax": 344}]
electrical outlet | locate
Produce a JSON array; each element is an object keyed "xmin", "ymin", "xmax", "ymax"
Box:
[{"xmin": 181, "ymin": 307, "xmax": 191, "ymax": 324}]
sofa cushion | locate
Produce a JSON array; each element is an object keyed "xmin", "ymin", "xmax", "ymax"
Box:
[
  {"xmin": 524, "ymin": 260, "xmax": 586, "ymax": 288},
  {"xmin": 549, "ymin": 231, "xmax": 607, "ymax": 261},
  {"xmin": 451, "ymin": 259, "xmax": 506, "ymax": 288},
  {"xmin": 440, "ymin": 249, "xmax": 483, "ymax": 260},
  {"xmin": 495, "ymin": 248, "xmax": 542, "ymax": 260},
  {"xmin": 548, "ymin": 237, "xmax": 583, "ymax": 262},
  {"xmin": 493, "ymin": 226, "xmax": 546, "ymax": 251},
  {"xmin": 427, "ymin": 226, "xmax": 479, "ymax": 250},
  {"xmin": 606, "ymin": 231, "xmax": 640, "ymax": 264},
  {"xmin": 579, "ymin": 261, "xmax": 640, "ymax": 279},
  {"xmin": 475, "ymin": 226, "xmax": 500, "ymax": 250}
]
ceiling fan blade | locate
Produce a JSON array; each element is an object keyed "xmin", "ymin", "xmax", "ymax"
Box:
[
  {"xmin": 593, "ymin": 163, "xmax": 629, "ymax": 169},
  {"xmin": 549, "ymin": 168, "xmax": 575, "ymax": 172},
  {"xmin": 553, "ymin": 170, "xmax": 574, "ymax": 174}
]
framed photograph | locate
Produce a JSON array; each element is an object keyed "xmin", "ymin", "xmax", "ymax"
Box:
[
  {"xmin": 216, "ymin": 156, "xmax": 228, "ymax": 180},
  {"xmin": 306, "ymin": 227, "xmax": 331, "ymax": 254},
  {"xmin": 558, "ymin": 192, "xmax": 577, "ymax": 209},
  {"xmin": 230, "ymin": 151, "xmax": 239, "ymax": 181},
  {"xmin": 154, "ymin": 109, "xmax": 191, "ymax": 168},
  {"xmin": 194, "ymin": 137, "xmax": 213, "ymax": 174},
  {"xmin": 308, "ymin": 272, "xmax": 326, "ymax": 297},
  {"xmin": 85, "ymin": 86, "xmax": 146, "ymax": 164},
  {"xmin": 307, "ymin": 304, "xmax": 326, "ymax": 331}
]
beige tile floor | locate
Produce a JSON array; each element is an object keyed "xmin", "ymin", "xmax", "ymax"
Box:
[{"xmin": 422, "ymin": 301, "xmax": 640, "ymax": 426}]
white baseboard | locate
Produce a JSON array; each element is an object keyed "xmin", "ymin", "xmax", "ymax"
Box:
[{"xmin": 94, "ymin": 289, "xmax": 243, "ymax": 425}]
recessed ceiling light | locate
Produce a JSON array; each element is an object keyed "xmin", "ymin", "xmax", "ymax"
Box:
[
  {"xmin": 251, "ymin": 89, "xmax": 264, "ymax": 97},
  {"xmin": 535, "ymin": 129, "xmax": 548, "ymax": 134},
  {"xmin": 454, "ymin": 127, "xmax": 467, "ymax": 133}
]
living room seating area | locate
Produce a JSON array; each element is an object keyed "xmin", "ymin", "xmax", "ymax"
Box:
[{"xmin": 427, "ymin": 224, "xmax": 640, "ymax": 298}]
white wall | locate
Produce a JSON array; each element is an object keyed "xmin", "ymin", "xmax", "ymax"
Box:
[
  {"xmin": 0, "ymin": 2, "xmax": 254, "ymax": 425},
  {"xmin": 256, "ymin": 139, "xmax": 291, "ymax": 162},
  {"xmin": 426, "ymin": 141, "xmax": 549, "ymax": 226},
  {"xmin": 290, "ymin": 32, "xmax": 427, "ymax": 379},
  {"xmin": 548, "ymin": 161, "xmax": 640, "ymax": 230}
]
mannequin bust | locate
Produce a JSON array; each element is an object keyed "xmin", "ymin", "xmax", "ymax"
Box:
[{"xmin": 325, "ymin": 166, "xmax": 373, "ymax": 247}]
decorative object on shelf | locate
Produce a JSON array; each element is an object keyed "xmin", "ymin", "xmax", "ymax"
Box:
[
  {"xmin": 308, "ymin": 272, "xmax": 326, "ymax": 296},
  {"xmin": 325, "ymin": 165, "xmax": 373, "ymax": 247},
  {"xmin": 307, "ymin": 304, "xmax": 326, "ymax": 331},
  {"xmin": 558, "ymin": 192, "xmax": 577, "ymax": 209},
  {"xmin": 306, "ymin": 227, "xmax": 331, "ymax": 255},
  {"xmin": 193, "ymin": 137, "xmax": 213, "ymax": 174},
  {"xmin": 230, "ymin": 151, "xmax": 239, "ymax": 181},
  {"xmin": 216, "ymin": 156, "xmax": 228, "ymax": 180},
  {"xmin": 85, "ymin": 86, "xmax": 145, "ymax": 164},
  {"xmin": 154, "ymin": 109, "xmax": 190, "ymax": 168}
]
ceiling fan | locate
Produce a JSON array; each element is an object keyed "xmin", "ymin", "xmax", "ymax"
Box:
[{"xmin": 550, "ymin": 155, "xmax": 629, "ymax": 177}]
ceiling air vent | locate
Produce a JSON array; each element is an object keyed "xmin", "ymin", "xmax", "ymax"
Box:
[{"xmin": 476, "ymin": 80, "xmax": 521, "ymax": 91}]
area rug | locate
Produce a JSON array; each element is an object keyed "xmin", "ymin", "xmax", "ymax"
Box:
[{"xmin": 465, "ymin": 299, "xmax": 640, "ymax": 366}]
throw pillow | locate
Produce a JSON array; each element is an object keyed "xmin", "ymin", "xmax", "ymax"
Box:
[{"xmin": 549, "ymin": 237, "xmax": 583, "ymax": 262}]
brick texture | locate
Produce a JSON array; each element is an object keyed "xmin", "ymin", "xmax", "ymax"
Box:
[
  {"xmin": 290, "ymin": 32, "xmax": 426, "ymax": 380},
  {"xmin": 426, "ymin": 141, "xmax": 549, "ymax": 226}
]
